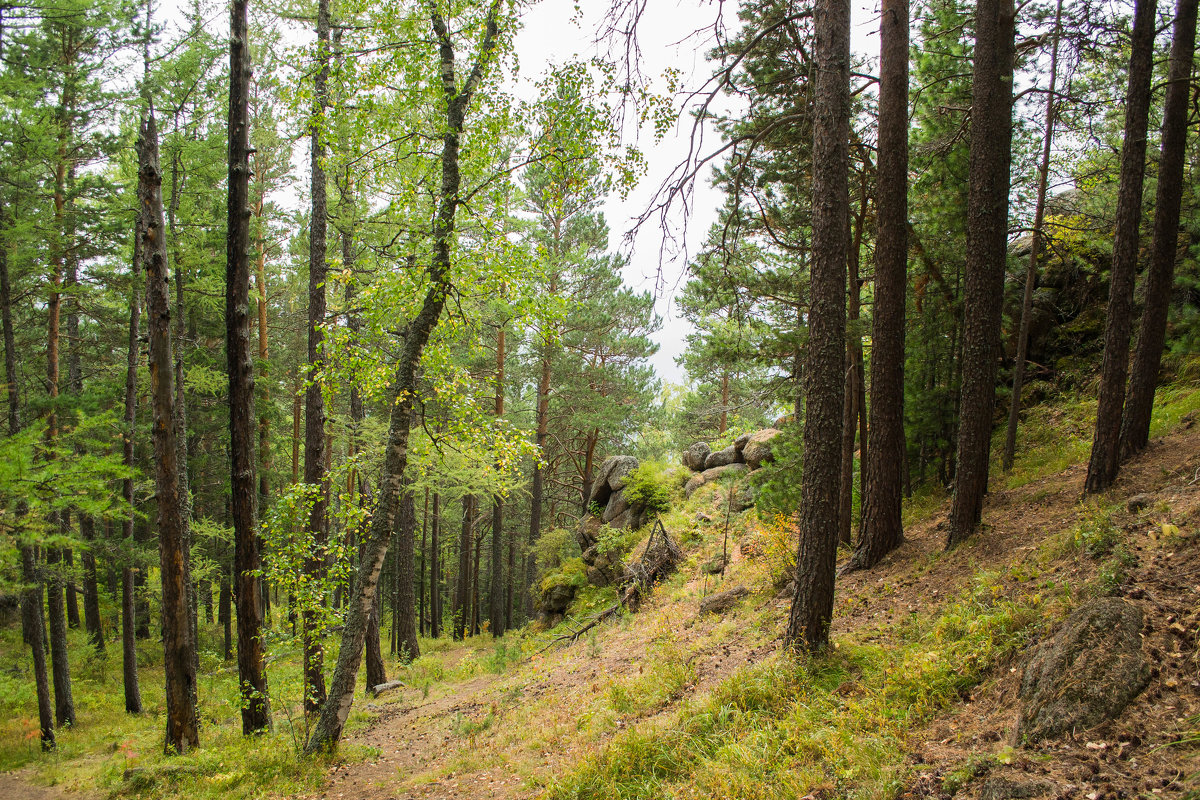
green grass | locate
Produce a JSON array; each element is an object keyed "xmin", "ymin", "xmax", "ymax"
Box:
[
  {"xmin": 0, "ymin": 619, "xmax": 375, "ymax": 799},
  {"xmin": 546, "ymin": 573, "xmax": 1052, "ymax": 800}
]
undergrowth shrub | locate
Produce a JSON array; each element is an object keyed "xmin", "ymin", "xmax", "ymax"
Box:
[{"xmin": 621, "ymin": 462, "xmax": 673, "ymax": 518}]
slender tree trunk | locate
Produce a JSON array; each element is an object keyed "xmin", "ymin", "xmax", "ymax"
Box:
[
  {"xmin": 22, "ymin": 546, "xmax": 55, "ymax": 749},
  {"xmin": 121, "ymin": 566, "xmax": 142, "ymax": 713},
  {"xmin": 530, "ymin": 313, "xmax": 552, "ymax": 564},
  {"xmin": 1084, "ymin": 0, "xmax": 1157, "ymax": 493},
  {"xmin": 121, "ymin": 244, "xmax": 143, "ymax": 713},
  {"xmin": 719, "ymin": 371, "xmax": 729, "ymax": 434},
  {"xmin": 491, "ymin": 325, "xmax": 506, "ymax": 636},
  {"xmin": 785, "ymin": 0, "xmax": 850, "ymax": 653},
  {"xmin": 64, "ymin": 549, "xmax": 80, "ymax": 630},
  {"xmin": 228, "ymin": 0, "xmax": 271, "ymax": 734},
  {"xmin": 1003, "ymin": 0, "xmax": 1062, "ymax": 472},
  {"xmin": 430, "ymin": 492, "xmax": 441, "ymax": 638},
  {"xmin": 839, "ymin": 176, "xmax": 867, "ymax": 547},
  {"xmin": 454, "ymin": 496, "xmax": 473, "ymax": 640},
  {"xmin": 218, "ymin": 578, "xmax": 232, "ymax": 662},
  {"xmin": 47, "ymin": 538, "xmax": 75, "ymax": 727},
  {"xmin": 167, "ymin": 144, "xmax": 197, "ymax": 678},
  {"xmin": 303, "ymin": 0, "xmax": 332, "ymax": 714},
  {"xmin": 420, "ymin": 489, "xmax": 428, "ymax": 635},
  {"xmin": 139, "ymin": 109, "xmax": 199, "ymax": 755},
  {"xmin": 851, "ymin": 0, "xmax": 909, "ymax": 571},
  {"xmin": 945, "ymin": 0, "xmax": 1017, "ymax": 545},
  {"xmin": 394, "ymin": 484, "xmax": 420, "ymax": 659},
  {"xmin": 1120, "ymin": 0, "xmax": 1198, "ymax": 458},
  {"xmin": 79, "ymin": 516, "xmax": 103, "ymax": 651}
]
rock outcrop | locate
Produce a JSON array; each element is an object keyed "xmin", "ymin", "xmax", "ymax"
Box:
[
  {"xmin": 1015, "ymin": 597, "xmax": 1150, "ymax": 744},
  {"xmin": 679, "ymin": 427, "xmax": 781, "ymax": 487}
]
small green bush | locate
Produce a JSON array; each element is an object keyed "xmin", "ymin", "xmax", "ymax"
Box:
[{"xmin": 621, "ymin": 462, "xmax": 672, "ymax": 518}]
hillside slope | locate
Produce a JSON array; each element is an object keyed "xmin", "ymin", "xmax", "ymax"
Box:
[{"xmin": 322, "ymin": 409, "xmax": 1199, "ymax": 799}]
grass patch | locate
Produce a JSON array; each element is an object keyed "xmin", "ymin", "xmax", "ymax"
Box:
[{"xmin": 546, "ymin": 574, "xmax": 1049, "ymax": 800}]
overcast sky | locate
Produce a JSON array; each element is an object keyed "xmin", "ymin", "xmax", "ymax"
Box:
[{"xmin": 512, "ymin": 0, "xmax": 882, "ymax": 387}]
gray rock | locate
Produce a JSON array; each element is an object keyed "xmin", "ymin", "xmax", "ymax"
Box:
[
  {"xmin": 606, "ymin": 455, "xmax": 640, "ymax": 491},
  {"xmin": 733, "ymin": 431, "xmax": 752, "ymax": 453},
  {"xmin": 979, "ymin": 777, "xmax": 1053, "ymax": 800},
  {"xmin": 700, "ymin": 462, "xmax": 749, "ymax": 484},
  {"xmin": 683, "ymin": 442, "xmax": 711, "ymax": 471},
  {"xmin": 1016, "ymin": 597, "xmax": 1150, "ymax": 744},
  {"xmin": 577, "ymin": 514, "xmax": 603, "ymax": 552},
  {"xmin": 603, "ymin": 490, "xmax": 630, "ymax": 523},
  {"xmin": 742, "ymin": 428, "xmax": 781, "ymax": 469},
  {"xmin": 610, "ymin": 508, "xmax": 633, "ymax": 530},
  {"xmin": 704, "ymin": 444, "xmax": 741, "ymax": 469},
  {"xmin": 684, "ymin": 474, "xmax": 707, "ymax": 497},
  {"xmin": 1126, "ymin": 493, "xmax": 1153, "ymax": 513},
  {"xmin": 699, "ymin": 585, "xmax": 749, "ymax": 615}
]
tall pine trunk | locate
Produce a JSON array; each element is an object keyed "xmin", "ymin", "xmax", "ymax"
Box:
[
  {"xmin": 851, "ymin": 0, "xmax": 909, "ymax": 570},
  {"xmin": 1119, "ymin": 0, "xmax": 1198, "ymax": 458},
  {"xmin": 785, "ymin": 0, "xmax": 849, "ymax": 653},
  {"xmin": 303, "ymin": 0, "xmax": 332, "ymax": 714},
  {"xmin": 139, "ymin": 109, "xmax": 199, "ymax": 755},
  {"xmin": 227, "ymin": 0, "xmax": 271, "ymax": 734},
  {"xmin": 430, "ymin": 492, "xmax": 441, "ymax": 638},
  {"xmin": 1084, "ymin": 0, "xmax": 1157, "ymax": 494},
  {"xmin": 945, "ymin": 0, "xmax": 1016, "ymax": 545}
]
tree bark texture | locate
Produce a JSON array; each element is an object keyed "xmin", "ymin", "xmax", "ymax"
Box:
[
  {"xmin": 1119, "ymin": 0, "xmax": 1198, "ymax": 459},
  {"xmin": 454, "ymin": 495, "xmax": 473, "ymax": 640},
  {"xmin": 945, "ymin": 0, "xmax": 1016, "ymax": 545},
  {"xmin": 138, "ymin": 110, "xmax": 199, "ymax": 755},
  {"xmin": 852, "ymin": 0, "xmax": 909, "ymax": 570},
  {"xmin": 430, "ymin": 492, "xmax": 441, "ymax": 638},
  {"xmin": 785, "ymin": 0, "xmax": 849, "ymax": 653},
  {"xmin": 1084, "ymin": 0, "xmax": 1157, "ymax": 494},
  {"xmin": 46, "ymin": 542, "xmax": 75, "ymax": 726},
  {"xmin": 228, "ymin": 0, "xmax": 271, "ymax": 735}
]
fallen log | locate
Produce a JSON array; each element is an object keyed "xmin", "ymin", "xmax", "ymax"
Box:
[{"xmin": 368, "ymin": 680, "xmax": 405, "ymax": 698}]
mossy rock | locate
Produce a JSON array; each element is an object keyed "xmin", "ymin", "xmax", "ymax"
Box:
[{"xmin": 1016, "ymin": 597, "xmax": 1149, "ymax": 744}]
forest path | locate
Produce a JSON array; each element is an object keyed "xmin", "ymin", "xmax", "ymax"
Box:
[{"xmin": 0, "ymin": 771, "xmax": 95, "ymax": 800}]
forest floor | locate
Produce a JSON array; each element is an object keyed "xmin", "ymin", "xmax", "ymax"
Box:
[
  {"xmin": 317, "ymin": 407, "xmax": 1200, "ymax": 798},
  {"xmin": 1, "ymin": 388, "xmax": 1196, "ymax": 800}
]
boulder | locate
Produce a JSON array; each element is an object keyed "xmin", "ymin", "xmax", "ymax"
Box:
[
  {"xmin": 603, "ymin": 490, "xmax": 630, "ymax": 523},
  {"xmin": 577, "ymin": 514, "xmax": 603, "ymax": 552},
  {"xmin": 587, "ymin": 455, "xmax": 637, "ymax": 509},
  {"xmin": 978, "ymin": 778, "xmax": 1053, "ymax": 800},
  {"xmin": 606, "ymin": 455, "xmax": 639, "ymax": 491},
  {"xmin": 704, "ymin": 444, "xmax": 741, "ymax": 470},
  {"xmin": 1126, "ymin": 493, "xmax": 1153, "ymax": 513},
  {"xmin": 731, "ymin": 482, "xmax": 755, "ymax": 511},
  {"xmin": 539, "ymin": 582, "xmax": 576, "ymax": 615},
  {"xmin": 699, "ymin": 585, "xmax": 749, "ymax": 615},
  {"xmin": 742, "ymin": 428, "xmax": 781, "ymax": 469},
  {"xmin": 684, "ymin": 463, "xmax": 750, "ymax": 498},
  {"xmin": 683, "ymin": 442, "xmax": 711, "ymax": 471},
  {"xmin": 1016, "ymin": 598, "xmax": 1150, "ymax": 744},
  {"xmin": 701, "ymin": 462, "xmax": 749, "ymax": 483},
  {"xmin": 733, "ymin": 431, "xmax": 752, "ymax": 453}
]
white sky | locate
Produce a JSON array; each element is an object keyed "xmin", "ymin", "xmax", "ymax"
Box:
[{"xmin": 513, "ymin": 0, "xmax": 883, "ymax": 386}]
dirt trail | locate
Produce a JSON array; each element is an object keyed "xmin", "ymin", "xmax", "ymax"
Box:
[{"xmin": 0, "ymin": 772, "xmax": 93, "ymax": 800}]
